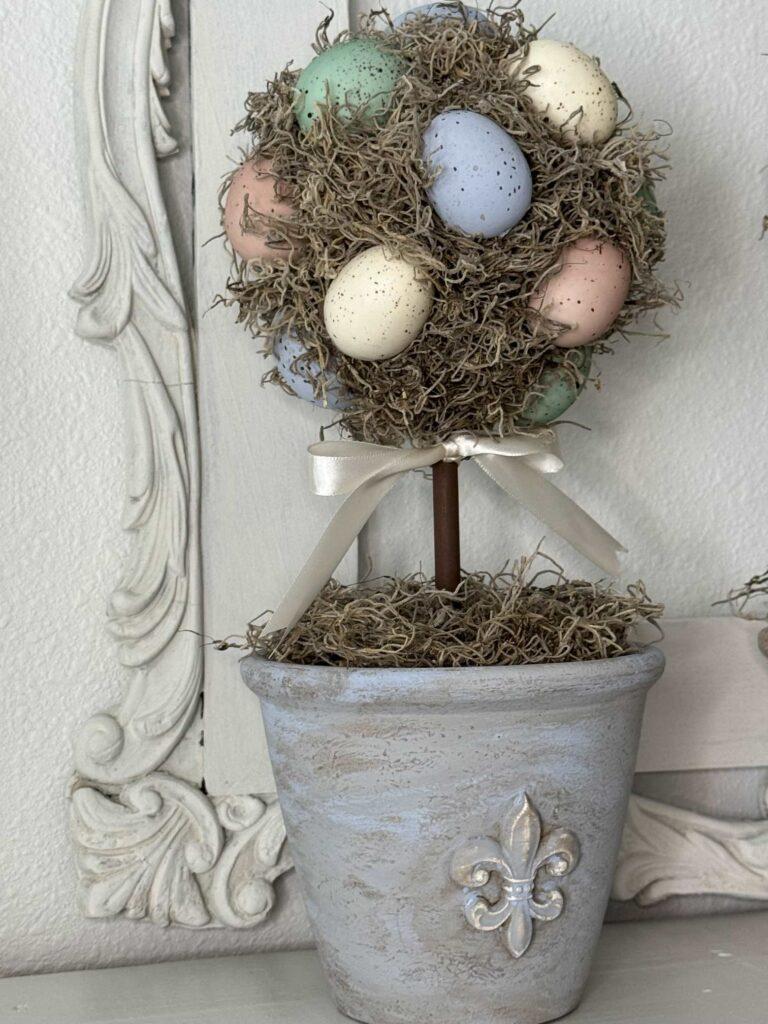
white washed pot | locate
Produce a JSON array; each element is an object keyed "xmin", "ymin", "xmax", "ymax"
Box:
[{"xmin": 242, "ymin": 648, "xmax": 664, "ymax": 1024}]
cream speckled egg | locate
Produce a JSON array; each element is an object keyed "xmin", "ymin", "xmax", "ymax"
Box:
[
  {"xmin": 324, "ymin": 246, "xmax": 434, "ymax": 361},
  {"xmin": 510, "ymin": 39, "xmax": 618, "ymax": 145},
  {"xmin": 223, "ymin": 158, "xmax": 297, "ymax": 261},
  {"xmin": 530, "ymin": 237, "xmax": 631, "ymax": 347}
]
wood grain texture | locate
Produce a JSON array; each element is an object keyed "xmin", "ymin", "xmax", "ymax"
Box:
[
  {"xmin": 190, "ymin": 0, "xmax": 351, "ymax": 796},
  {"xmin": 2, "ymin": 914, "xmax": 766, "ymax": 1023},
  {"xmin": 432, "ymin": 461, "xmax": 461, "ymax": 590}
]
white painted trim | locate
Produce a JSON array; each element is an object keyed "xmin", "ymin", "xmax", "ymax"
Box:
[
  {"xmin": 636, "ymin": 617, "xmax": 768, "ymax": 773},
  {"xmin": 68, "ymin": 0, "xmax": 291, "ymax": 929}
]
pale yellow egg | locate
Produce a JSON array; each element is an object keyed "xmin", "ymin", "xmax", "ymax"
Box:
[
  {"xmin": 324, "ymin": 246, "xmax": 434, "ymax": 361},
  {"xmin": 509, "ymin": 39, "xmax": 618, "ymax": 145}
]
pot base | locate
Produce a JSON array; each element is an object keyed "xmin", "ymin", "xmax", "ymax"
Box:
[{"xmin": 334, "ymin": 990, "xmax": 582, "ymax": 1024}]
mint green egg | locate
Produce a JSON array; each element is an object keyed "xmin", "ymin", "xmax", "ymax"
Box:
[
  {"xmin": 638, "ymin": 180, "xmax": 660, "ymax": 215},
  {"xmin": 294, "ymin": 39, "xmax": 404, "ymax": 133},
  {"xmin": 519, "ymin": 348, "xmax": 592, "ymax": 426}
]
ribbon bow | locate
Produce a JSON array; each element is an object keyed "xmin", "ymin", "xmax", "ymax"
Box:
[{"xmin": 266, "ymin": 430, "xmax": 625, "ymax": 634}]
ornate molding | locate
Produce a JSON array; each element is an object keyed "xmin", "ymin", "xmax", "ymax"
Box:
[
  {"xmin": 613, "ymin": 792, "xmax": 768, "ymax": 906},
  {"xmin": 68, "ymin": 0, "xmax": 290, "ymax": 929},
  {"xmin": 451, "ymin": 793, "xmax": 580, "ymax": 959}
]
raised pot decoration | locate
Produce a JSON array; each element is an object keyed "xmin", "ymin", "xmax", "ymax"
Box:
[{"xmin": 242, "ymin": 647, "xmax": 664, "ymax": 1024}]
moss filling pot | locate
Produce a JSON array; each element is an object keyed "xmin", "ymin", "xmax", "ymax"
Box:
[{"xmin": 242, "ymin": 647, "xmax": 664, "ymax": 1024}]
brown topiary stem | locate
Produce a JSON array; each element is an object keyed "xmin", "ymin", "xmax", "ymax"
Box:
[{"xmin": 432, "ymin": 461, "xmax": 461, "ymax": 591}]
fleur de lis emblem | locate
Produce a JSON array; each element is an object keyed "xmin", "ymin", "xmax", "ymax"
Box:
[{"xmin": 450, "ymin": 792, "xmax": 580, "ymax": 959}]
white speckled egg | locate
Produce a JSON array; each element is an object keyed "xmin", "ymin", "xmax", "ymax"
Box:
[
  {"xmin": 530, "ymin": 237, "xmax": 631, "ymax": 347},
  {"xmin": 509, "ymin": 39, "xmax": 618, "ymax": 145},
  {"xmin": 422, "ymin": 110, "xmax": 533, "ymax": 238},
  {"xmin": 324, "ymin": 246, "xmax": 434, "ymax": 361},
  {"xmin": 273, "ymin": 330, "xmax": 351, "ymax": 411}
]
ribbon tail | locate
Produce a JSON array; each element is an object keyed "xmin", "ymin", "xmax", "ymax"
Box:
[
  {"xmin": 475, "ymin": 454, "xmax": 626, "ymax": 576},
  {"xmin": 264, "ymin": 474, "xmax": 401, "ymax": 635}
]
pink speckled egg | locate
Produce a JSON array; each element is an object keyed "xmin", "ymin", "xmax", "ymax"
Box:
[
  {"xmin": 530, "ymin": 238, "xmax": 631, "ymax": 347},
  {"xmin": 223, "ymin": 158, "xmax": 298, "ymax": 261}
]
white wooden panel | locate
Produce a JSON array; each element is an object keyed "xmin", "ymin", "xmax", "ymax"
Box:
[
  {"xmin": 637, "ymin": 617, "xmax": 767, "ymax": 773},
  {"xmin": 192, "ymin": 0, "xmax": 351, "ymax": 796},
  {"xmin": 3, "ymin": 915, "xmax": 767, "ymax": 1022}
]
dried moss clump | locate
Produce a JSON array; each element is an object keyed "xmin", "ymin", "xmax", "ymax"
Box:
[
  {"xmin": 244, "ymin": 555, "xmax": 662, "ymax": 668},
  {"xmin": 221, "ymin": 4, "xmax": 674, "ymax": 447}
]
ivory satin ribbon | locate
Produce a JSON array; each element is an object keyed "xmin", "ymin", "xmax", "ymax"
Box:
[{"xmin": 265, "ymin": 431, "xmax": 625, "ymax": 634}]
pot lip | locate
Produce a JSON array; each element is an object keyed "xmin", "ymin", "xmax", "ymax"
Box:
[{"xmin": 241, "ymin": 645, "xmax": 665, "ymax": 712}]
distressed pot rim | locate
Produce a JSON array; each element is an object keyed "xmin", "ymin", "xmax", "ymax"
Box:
[{"xmin": 241, "ymin": 645, "xmax": 664, "ymax": 714}]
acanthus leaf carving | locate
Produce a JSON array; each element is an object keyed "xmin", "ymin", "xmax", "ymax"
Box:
[
  {"xmin": 68, "ymin": 0, "xmax": 290, "ymax": 931},
  {"xmin": 613, "ymin": 793, "xmax": 768, "ymax": 906},
  {"xmin": 70, "ymin": 0, "xmax": 200, "ymax": 788},
  {"xmin": 207, "ymin": 797, "xmax": 293, "ymax": 929},
  {"xmin": 70, "ymin": 773, "xmax": 223, "ymax": 928}
]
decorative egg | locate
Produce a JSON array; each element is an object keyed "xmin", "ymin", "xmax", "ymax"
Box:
[
  {"xmin": 223, "ymin": 158, "xmax": 297, "ymax": 261},
  {"xmin": 324, "ymin": 246, "xmax": 434, "ymax": 361},
  {"xmin": 638, "ymin": 180, "xmax": 661, "ymax": 216},
  {"xmin": 530, "ymin": 238, "xmax": 632, "ymax": 347},
  {"xmin": 273, "ymin": 331, "xmax": 351, "ymax": 411},
  {"xmin": 509, "ymin": 39, "xmax": 618, "ymax": 145},
  {"xmin": 393, "ymin": 3, "xmax": 490, "ymax": 30},
  {"xmin": 294, "ymin": 39, "xmax": 404, "ymax": 133},
  {"xmin": 422, "ymin": 111, "xmax": 533, "ymax": 238},
  {"xmin": 518, "ymin": 348, "xmax": 592, "ymax": 426}
]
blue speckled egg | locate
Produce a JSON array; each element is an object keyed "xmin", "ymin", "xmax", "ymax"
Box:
[
  {"xmin": 393, "ymin": 4, "xmax": 491, "ymax": 31},
  {"xmin": 422, "ymin": 111, "xmax": 533, "ymax": 238},
  {"xmin": 273, "ymin": 331, "xmax": 351, "ymax": 411}
]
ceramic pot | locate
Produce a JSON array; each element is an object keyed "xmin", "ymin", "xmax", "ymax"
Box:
[{"xmin": 242, "ymin": 648, "xmax": 664, "ymax": 1024}]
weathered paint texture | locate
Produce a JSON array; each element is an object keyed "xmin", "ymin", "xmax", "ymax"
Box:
[{"xmin": 243, "ymin": 649, "xmax": 664, "ymax": 1024}]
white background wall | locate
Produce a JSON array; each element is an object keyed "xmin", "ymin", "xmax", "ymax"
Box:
[{"xmin": 0, "ymin": 0, "xmax": 765, "ymax": 980}]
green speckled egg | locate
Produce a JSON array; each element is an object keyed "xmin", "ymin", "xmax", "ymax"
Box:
[
  {"xmin": 294, "ymin": 39, "xmax": 404, "ymax": 133},
  {"xmin": 519, "ymin": 348, "xmax": 592, "ymax": 426},
  {"xmin": 638, "ymin": 181, "xmax": 661, "ymax": 216}
]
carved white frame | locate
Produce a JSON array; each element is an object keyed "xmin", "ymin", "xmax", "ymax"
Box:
[
  {"xmin": 67, "ymin": 0, "xmax": 290, "ymax": 929},
  {"xmin": 65, "ymin": 0, "xmax": 767, "ymax": 931}
]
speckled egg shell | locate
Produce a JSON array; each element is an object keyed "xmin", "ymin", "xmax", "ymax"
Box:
[
  {"xmin": 393, "ymin": 3, "xmax": 491, "ymax": 31},
  {"xmin": 510, "ymin": 39, "xmax": 618, "ymax": 145},
  {"xmin": 422, "ymin": 111, "xmax": 533, "ymax": 238},
  {"xmin": 531, "ymin": 238, "xmax": 632, "ymax": 347},
  {"xmin": 518, "ymin": 348, "xmax": 592, "ymax": 426},
  {"xmin": 223, "ymin": 158, "xmax": 297, "ymax": 262},
  {"xmin": 324, "ymin": 246, "xmax": 434, "ymax": 361},
  {"xmin": 294, "ymin": 39, "xmax": 404, "ymax": 133},
  {"xmin": 274, "ymin": 331, "xmax": 351, "ymax": 411}
]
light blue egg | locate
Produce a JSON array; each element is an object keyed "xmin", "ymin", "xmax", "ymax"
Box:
[
  {"xmin": 393, "ymin": 3, "xmax": 491, "ymax": 30},
  {"xmin": 273, "ymin": 331, "xmax": 351, "ymax": 411},
  {"xmin": 422, "ymin": 110, "xmax": 533, "ymax": 238}
]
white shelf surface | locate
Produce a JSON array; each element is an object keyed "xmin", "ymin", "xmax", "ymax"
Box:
[{"xmin": 2, "ymin": 913, "xmax": 767, "ymax": 1024}]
